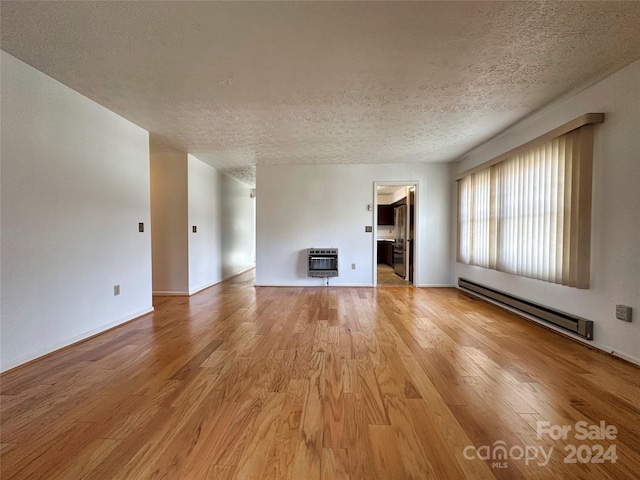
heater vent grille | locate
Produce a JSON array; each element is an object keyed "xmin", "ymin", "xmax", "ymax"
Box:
[{"xmin": 308, "ymin": 248, "xmax": 338, "ymax": 278}]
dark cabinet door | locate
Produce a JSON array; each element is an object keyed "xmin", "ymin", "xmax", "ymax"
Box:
[
  {"xmin": 377, "ymin": 204, "xmax": 394, "ymax": 225},
  {"xmin": 377, "ymin": 241, "xmax": 385, "ymax": 264},
  {"xmin": 385, "ymin": 242, "xmax": 394, "ymax": 266},
  {"xmin": 377, "ymin": 241, "xmax": 394, "ymax": 265}
]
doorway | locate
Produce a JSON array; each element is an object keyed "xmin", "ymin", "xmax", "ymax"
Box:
[{"xmin": 373, "ymin": 182, "xmax": 417, "ymax": 287}]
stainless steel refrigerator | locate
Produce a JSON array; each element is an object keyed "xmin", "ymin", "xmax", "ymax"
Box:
[{"xmin": 393, "ymin": 205, "xmax": 406, "ymax": 277}]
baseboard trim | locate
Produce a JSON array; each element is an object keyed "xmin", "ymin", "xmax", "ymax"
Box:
[
  {"xmin": 153, "ymin": 291, "xmax": 189, "ymax": 296},
  {"xmin": 608, "ymin": 350, "xmax": 640, "ymax": 367},
  {"xmin": 189, "ymin": 283, "xmax": 217, "ymax": 296},
  {"xmin": 0, "ymin": 306, "xmax": 154, "ymax": 374},
  {"xmin": 418, "ymin": 284, "xmax": 456, "ymax": 288}
]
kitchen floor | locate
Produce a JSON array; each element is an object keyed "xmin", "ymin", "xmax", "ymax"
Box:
[{"xmin": 377, "ymin": 264, "xmax": 411, "ymax": 286}]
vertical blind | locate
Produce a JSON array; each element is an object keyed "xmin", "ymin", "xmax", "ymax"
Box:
[{"xmin": 457, "ymin": 119, "xmax": 600, "ymax": 289}]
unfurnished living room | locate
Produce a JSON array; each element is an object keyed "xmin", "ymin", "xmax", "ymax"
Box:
[{"xmin": 1, "ymin": 2, "xmax": 639, "ymax": 479}]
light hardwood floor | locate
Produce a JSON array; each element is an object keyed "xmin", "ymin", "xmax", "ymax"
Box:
[
  {"xmin": 377, "ymin": 264, "xmax": 411, "ymax": 286},
  {"xmin": 1, "ymin": 269, "xmax": 639, "ymax": 479}
]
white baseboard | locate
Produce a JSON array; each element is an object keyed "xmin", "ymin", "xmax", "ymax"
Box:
[
  {"xmin": 608, "ymin": 350, "xmax": 640, "ymax": 367},
  {"xmin": 0, "ymin": 306, "xmax": 154, "ymax": 373},
  {"xmin": 189, "ymin": 282, "xmax": 217, "ymax": 296},
  {"xmin": 418, "ymin": 284, "xmax": 456, "ymax": 288},
  {"xmin": 153, "ymin": 291, "xmax": 190, "ymax": 296}
]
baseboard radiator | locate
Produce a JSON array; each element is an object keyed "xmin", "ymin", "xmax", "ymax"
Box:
[{"xmin": 458, "ymin": 278, "xmax": 594, "ymax": 340}]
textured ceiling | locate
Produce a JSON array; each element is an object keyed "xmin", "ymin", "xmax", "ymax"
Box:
[{"xmin": 2, "ymin": 1, "xmax": 640, "ymax": 187}]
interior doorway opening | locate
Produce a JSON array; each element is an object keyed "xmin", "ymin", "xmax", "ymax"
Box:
[{"xmin": 373, "ymin": 182, "xmax": 417, "ymax": 287}]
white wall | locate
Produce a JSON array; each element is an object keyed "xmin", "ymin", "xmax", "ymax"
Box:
[
  {"xmin": 220, "ymin": 173, "xmax": 255, "ymax": 279},
  {"xmin": 150, "ymin": 148, "xmax": 189, "ymax": 294},
  {"xmin": 453, "ymin": 59, "xmax": 640, "ymax": 364},
  {"xmin": 188, "ymin": 154, "xmax": 221, "ymax": 294},
  {"xmin": 256, "ymin": 163, "xmax": 451, "ymax": 287},
  {"xmin": 1, "ymin": 52, "xmax": 153, "ymax": 371}
]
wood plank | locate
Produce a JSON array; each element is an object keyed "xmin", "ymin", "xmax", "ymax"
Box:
[
  {"xmin": 322, "ymin": 448, "xmax": 351, "ymax": 480},
  {"xmin": 343, "ymin": 393, "xmax": 380, "ymax": 480},
  {"xmin": 323, "ymin": 343, "xmax": 346, "ymax": 448},
  {"xmin": 369, "ymin": 425, "xmax": 408, "ymax": 479},
  {"xmin": 376, "ymin": 361, "xmax": 442, "ymax": 476},
  {"xmin": 232, "ymin": 392, "xmax": 286, "ymax": 479},
  {"xmin": 261, "ymin": 379, "xmax": 307, "ymax": 480},
  {"xmin": 290, "ymin": 351, "xmax": 325, "ymax": 480}
]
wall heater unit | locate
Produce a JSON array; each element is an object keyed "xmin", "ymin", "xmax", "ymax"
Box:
[
  {"xmin": 458, "ymin": 278, "xmax": 594, "ymax": 340},
  {"xmin": 308, "ymin": 248, "xmax": 338, "ymax": 278}
]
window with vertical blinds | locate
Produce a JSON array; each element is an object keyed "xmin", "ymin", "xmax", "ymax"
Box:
[{"xmin": 456, "ymin": 114, "xmax": 604, "ymax": 289}]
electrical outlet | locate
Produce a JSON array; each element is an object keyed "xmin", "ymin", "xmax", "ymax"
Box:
[
  {"xmin": 616, "ymin": 305, "xmax": 632, "ymax": 322},
  {"xmin": 351, "ymin": 263, "xmax": 356, "ymax": 270},
  {"xmin": 114, "ymin": 285, "xmax": 120, "ymax": 296},
  {"xmin": 365, "ymin": 226, "xmax": 373, "ymax": 232}
]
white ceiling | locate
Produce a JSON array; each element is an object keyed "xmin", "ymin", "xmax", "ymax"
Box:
[
  {"xmin": 2, "ymin": 1, "xmax": 640, "ymax": 187},
  {"xmin": 377, "ymin": 185, "xmax": 407, "ymax": 196}
]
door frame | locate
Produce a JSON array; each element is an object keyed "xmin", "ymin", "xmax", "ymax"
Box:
[{"xmin": 372, "ymin": 181, "xmax": 419, "ymax": 287}]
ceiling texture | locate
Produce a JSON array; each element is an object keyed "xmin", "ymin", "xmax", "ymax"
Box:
[{"xmin": 2, "ymin": 1, "xmax": 640, "ymax": 187}]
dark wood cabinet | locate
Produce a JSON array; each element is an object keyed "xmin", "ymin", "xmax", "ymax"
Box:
[
  {"xmin": 377, "ymin": 241, "xmax": 394, "ymax": 266},
  {"xmin": 377, "ymin": 243, "xmax": 385, "ymax": 264},
  {"xmin": 377, "ymin": 204, "xmax": 394, "ymax": 225}
]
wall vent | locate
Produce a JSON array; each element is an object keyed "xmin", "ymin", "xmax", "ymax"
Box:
[
  {"xmin": 458, "ymin": 277, "xmax": 594, "ymax": 340},
  {"xmin": 308, "ymin": 248, "xmax": 338, "ymax": 277}
]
